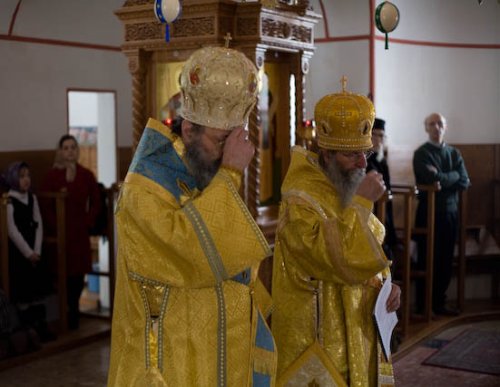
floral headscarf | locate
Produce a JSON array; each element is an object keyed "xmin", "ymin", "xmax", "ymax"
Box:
[{"xmin": 2, "ymin": 161, "xmax": 29, "ymax": 192}]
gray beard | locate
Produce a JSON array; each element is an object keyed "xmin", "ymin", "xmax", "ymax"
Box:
[
  {"xmin": 323, "ymin": 159, "xmax": 365, "ymax": 208},
  {"xmin": 184, "ymin": 139, "xmax": 221, "ymax": 190}
]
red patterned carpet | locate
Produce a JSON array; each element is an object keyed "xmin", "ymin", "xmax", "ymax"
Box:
[
  {"xmin": 393, "ymin": 320, "xmax": 500, "ymax": 386},
  {"xmin": 423, "ymin": 328, "xmax": 500, "ymax": 375}
]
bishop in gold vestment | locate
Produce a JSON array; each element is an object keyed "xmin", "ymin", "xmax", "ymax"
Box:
[
  {"xmin": 272, "ymin": 85, "xmax": 399, "ymax": 387},
  {"xmin": 108, "ymin": 46, "xmax": 277, "ymax": 387}
]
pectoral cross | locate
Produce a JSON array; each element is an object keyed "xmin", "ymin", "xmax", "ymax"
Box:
[
  {"xmin": 224, "ymin": 32, "xmax": 232, "ymax": 48},
  {"xmin": 340, "ymin": 75, "xmax": 348, "ymax": 93}
]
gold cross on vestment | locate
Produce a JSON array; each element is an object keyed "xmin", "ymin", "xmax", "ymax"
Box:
[
  {"xmin": 335, "ymin": 104, "xmax": 352, "ymax": 127},
  {"xmin": 340, "ymin": 75, "xmax": 348, "ymax": 93},
  {"xmin": 224, "ymin": 32, "xmax": 232, "ymax": 48}
]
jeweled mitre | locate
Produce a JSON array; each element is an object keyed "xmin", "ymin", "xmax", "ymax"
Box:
[
  {"xmin": 180, "ymin": 46, "xmax": 259, "ymax": 130},
  {"xmin": 315, "ymin": 80, "xmax": 375, "ymax": 151}
]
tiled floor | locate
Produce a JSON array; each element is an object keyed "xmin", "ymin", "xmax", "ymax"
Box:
[
  {"xmin": 1, "ymin": 319, "xmax": 499, "ymax": 386},
  {"xmin": 0, "ymin": 339, "xmax": 110, "ymax": 387}
]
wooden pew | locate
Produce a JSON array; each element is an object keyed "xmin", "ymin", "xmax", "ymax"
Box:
[
  {"xmin": 388, "ymin": 184, "xmax": 488, "ymax": 332},
  {"xmin": 455, "ymin": 189, "xmax": 500, "ymax": 308}
]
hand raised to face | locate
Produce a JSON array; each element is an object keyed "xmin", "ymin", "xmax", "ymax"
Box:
[
  {"xmin": 221, "ymin": 127, "xmax": 255, "ymax": 172},
  {"xmin": 356, "ymin": 170, "xmax": 386, "ymax": 202}
]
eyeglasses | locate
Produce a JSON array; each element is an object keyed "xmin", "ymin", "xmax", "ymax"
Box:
[
  {"xmin": 338, "ymin": 150, "xmax": 374, "ymax": 160},
  {"xmin": 203, "ymin": 130, "xmax": 228, "ymax": 149}
]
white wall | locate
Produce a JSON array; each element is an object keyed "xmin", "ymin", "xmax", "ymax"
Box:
[
  {"xmin": 305, "ymin": 0, "xmax": 500, "ymax": 150},
  {"xmin": 306, "ymin": 41, "xmax": 371, "ymax": 117},
  {"xmin": 320, "ymin": 0, "xmax": 370, "ymax": 36},
  {"xmin": 0, "ymin": 0, "xmax": 498, "ymax": 153},
  {"xmin": 374, "ymin": 0, "xmax": 500, "ymax": 149},
  {"xmin": 306, "ymin": 0, "xmax": 372, "ymax": 116},
  {"xmin": 376, "ymin": 43, "xmax": 500, "ymax": 147},
  {"xmin": 0, "ymin": 0, "xmax": 132, "ymax": 151}
]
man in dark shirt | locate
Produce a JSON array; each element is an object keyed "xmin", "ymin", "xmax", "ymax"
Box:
[
  {"xmin": 413, "ymin": 112, "xmax": 470, "ymax": 316},
  {"xmin": 367, "ymin": 118, "xmax": 398, "ymax": 260}
]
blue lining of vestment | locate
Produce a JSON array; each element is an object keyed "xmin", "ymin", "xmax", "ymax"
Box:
[
  {"xmin": 256, "ymin": 311, "xmax": 274, "ymax": 352},
  {"xmin": 128, "ymin": 127, "xmax": 196, "ymax": 200},
  {"xmin": 230, "ymin": 268, "xmax": 251, "ymax": 286},
  {"xmin": 252, "ymin": 372, "xmax": 271, "ymax": 387}
]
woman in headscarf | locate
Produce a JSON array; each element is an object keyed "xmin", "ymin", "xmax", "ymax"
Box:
[{"xmin": 40, "ymin": 135, "xmax": 101, "ymax": 330}]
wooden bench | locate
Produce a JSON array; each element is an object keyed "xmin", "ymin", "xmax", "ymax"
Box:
[{"xmin": 455, "ymin": 191, "xmax": 500, "ymax": 309}]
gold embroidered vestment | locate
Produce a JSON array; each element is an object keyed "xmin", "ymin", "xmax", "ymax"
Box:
[{"xmin": 272, "ymin": 147, "xmax": 394, "ymax": 387}]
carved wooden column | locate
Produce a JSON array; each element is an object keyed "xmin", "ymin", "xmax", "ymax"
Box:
[
  {"xmin": 241, "ymin": 48, "xmax": 267, "ymax": 217},
  {"xmin": 0, "ymin": 193, "xmax": 9, "ymax": 300},
  {"xmin": 126, "ymin": 49, "xmax": 149, "ymax": 151},
  {"xmin": 299, "ymin": 53, "xmax": 312, "ymax": 137}
]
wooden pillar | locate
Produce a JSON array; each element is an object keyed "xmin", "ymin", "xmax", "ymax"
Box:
[
  {"xmin": 413, "ymin": 184, "xmax": 437, "ymax": 323},
  {"xmin": 457, "ymin": 190, "xmax": 468, "ymax": 311},
  {"xmin": 54, "ymin": 191, "xmax": 68, "ymax": 333},
  {"xmin": 400, "ymin": 189, "xmax": 414, "ymax": 336},
  {"xmin": 242, "ymin": 48, "xmax": 266, "ymax": 217},
  {"xmin": 39, "ymin": 191, "xmax": 68, "ymax": 333},
  {"xmin": 126, "ymin": 49, "xmax": 149, "ymax": 152},
  {"xmin": 0, "ymin": 193, "xmax": 9, "ymax": 299},
  {"xmin": 295, "ymin": 53, "xmax": 312, "ymax": 143}
]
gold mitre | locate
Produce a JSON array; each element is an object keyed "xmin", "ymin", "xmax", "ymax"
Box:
[
  {"xmin": 180, "ymin": 46, "xmax": 259, "ymax": 130},
  {"xmin": 315, "ymin": 77, "xmax": 375, "ymax": 151}
]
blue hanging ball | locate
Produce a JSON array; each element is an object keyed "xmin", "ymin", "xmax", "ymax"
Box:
[{"xmin": 154, "ymin": 0, "xmax": 182, "ymax": 42}]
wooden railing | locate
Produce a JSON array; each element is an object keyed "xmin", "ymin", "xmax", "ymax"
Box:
[
  {"xmin": 380, "ymin": 184, "xmax": 418, "ymax": 338},
  {"xmin": 412, "ymin": 184, "xmax": 438, "ymax": 323},
  {"xmin": 86, "ymin": 183, "xmax": 120, "ymax": 317},
  {"xmin": 374, "ymin": 190, "xmax": 390, "ymax": 225},
  {"xmin": 38, "ymin": 190, "xmax": 68, "ymax": 333},
  {"xmin": 377, "ymin": 183, "xmax": 475, "ymax": 337},
  {"xmin": 376, "ymin": 183, "xmax": 437, "ymax": 334},
  {"xmin": 0, "ymin": 184, "xmax": 122, "ymax": 334}
]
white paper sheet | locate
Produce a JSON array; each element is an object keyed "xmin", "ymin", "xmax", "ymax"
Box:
[{"xmin": 373, "ymin": 276, "xmax": 398, "ymax": 361}]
